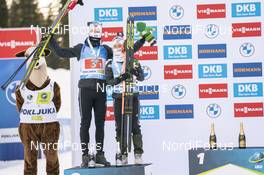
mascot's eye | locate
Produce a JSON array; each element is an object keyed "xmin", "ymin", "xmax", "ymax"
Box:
[{"xmin": 35, "ymin": 62, "xmax": 39, "ymax": 67}]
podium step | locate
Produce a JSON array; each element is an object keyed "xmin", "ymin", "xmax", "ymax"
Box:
[{"xmin": 64, "ymin": 164, "xmax": 151, "ymax": 175}]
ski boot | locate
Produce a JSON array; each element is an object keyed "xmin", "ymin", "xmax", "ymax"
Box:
[{"xmin": 96, "ymin": 152, "xmax": 111, "ymax": 167}]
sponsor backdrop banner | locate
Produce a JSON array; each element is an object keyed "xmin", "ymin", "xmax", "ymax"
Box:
[
  {"xmin": 0, "ymin": 28, "xmax": 37, "ymax": 160},
  {"xmin": 69, "ymin": 1, "xmax": 264, "ymax": 174}
]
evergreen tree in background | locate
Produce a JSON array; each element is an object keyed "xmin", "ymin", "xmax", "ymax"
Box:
[
  {"xmin": 9, "ymin": 0, "xmax": 44, "ymax": 27},
  {"xmin": 0, "ymin": 0, "xmax": 9, "ymax": 27},
  {"xmin": 45, "ymin": 0, "xmax": 70, "ymax": 69},
  {"xmin": 7, "ymin": 0, "xmax": 70, "ymax": 69}
]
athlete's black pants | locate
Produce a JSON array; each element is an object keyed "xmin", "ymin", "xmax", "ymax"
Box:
[
  {"xmin": 79, "ymin": 88, "xmax": 106, "ymax": 156},
  {"xmin": 113, "ymin": 95, "xmax": 143, "ymax": 154}
]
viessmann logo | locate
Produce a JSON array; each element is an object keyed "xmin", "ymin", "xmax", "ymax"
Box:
[
  {"xmin": 234, "ymin": 102, "xmax": 264, "ymax": 117},
  {"xmin": 232, "ymin": 22, "xmax": 261, "ymax": 37},
  {"xmin": 199, "ymin": 84, "xmax": 228, "ymax": 98},
  {"xmin": 128, "ymin": 6, "xmax": 157, "ymax": 21},
  {"xmin": 197, "ymin": 4, "xmax": 226, "ymax": 19},
  {"xmin": 105, "ymin": 106, "xmax": 114, "ymax": 121},
  {"xmin": 0, "ymin": 40, "xmax": 34, "ymax": 49},
  {"xmin": 101, "ymin": 27, "xmax": 123, "ymax": 42},
  {"xmin": 164, "ymin": 65, "xmax": 193, "ymax": 79},
  {"xmin": 165, "ymin": 104, "xmax": 194, "ymax": 119},
  {"xmin": 134, "ymin": 46, "xmax": 158, "ymax": 60}
]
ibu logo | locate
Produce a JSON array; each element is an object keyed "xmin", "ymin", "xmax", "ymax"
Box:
[
  {"xmin": 94, "ymin": 7, "xmax": 123, "ymax": 22},
  {"xmin": 140, "ymin": 105, "xmax": 159, "ymax": 120},
  {"xmin": 234, "ymin": 83, "xmax": 263, "ymax": 97},
  {"xmin": 205, "ymin": 24, "xmax": 219, "ymax": 39},
  {"xmin": 164, "ymin": 45, "xmax": 192, "ymax": 60},
  {"xmin": 240, "ymin": 43, "xmax": 254, "ymax": 57},
  {"xmin": 232, "ymin": 2, "xmax": 261, "ymax": 17},
  {"xmin": 198, "ymin": 64, "xmax": 227, "ymax": 78}
]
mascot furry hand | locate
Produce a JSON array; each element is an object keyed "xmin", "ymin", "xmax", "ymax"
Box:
[{"xmin": 15, "ymin": 46, "xmax": 62, "ymax": 175}]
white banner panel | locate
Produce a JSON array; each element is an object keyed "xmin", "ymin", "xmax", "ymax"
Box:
[{"xmin": 69, "ymin": 1, "xmax": 264, "ymax": 174}]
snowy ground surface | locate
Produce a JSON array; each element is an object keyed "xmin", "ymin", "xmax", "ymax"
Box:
[{"xmin": 0, "ymin": 68, "xmax": 72, "ymax": 175}]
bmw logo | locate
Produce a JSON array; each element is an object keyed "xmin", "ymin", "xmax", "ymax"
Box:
[
  {"xmin": 205, "ymin": 24, "xmax": 219, "ymax": 39},
  {"xmin": 142, "ymin": 66, "xmax": 152, "ymax": 80},
  {"xmin": 169, "ymin": 5, "xmax": 184, "ymax": 20},
  {"xmin": 171, "ymin": 85, "xmax": 186, "ymax": 99},
  {"xmin": 240, "ymin": 43, "xmax": 255, "ymax": 57},
  {"xmin": 206, "ymin": 104, "xmax": 221, "ymax": 118},
  {"xmin": 5, "ymin": 81, "xmax": 20, "ymax": 106},
  {"xmin": 41, "ymin": 93, "xmax": 48, "ymax": 100}
]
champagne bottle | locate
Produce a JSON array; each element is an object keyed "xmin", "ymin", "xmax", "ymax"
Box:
[
  {"xmin": 239, "ymin": 122, "xmax": 246, "ymax": 149},
  {"xmin": 209, "ymin": 123, "xmax": 217, "ymax": 149}
]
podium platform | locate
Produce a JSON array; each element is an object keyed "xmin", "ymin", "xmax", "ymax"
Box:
[{"xmin": 64, "ymin": 164, "xmax": 151, "ymax": 175}]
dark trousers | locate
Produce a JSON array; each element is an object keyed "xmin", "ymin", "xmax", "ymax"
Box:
[
  {"xmin": 19, "ymin": 122, "xmax": 60, "ymax": 175},
  {"xmin": 113, "ymin": 95, "xmax": 143, "ymax": 154},
  {"xmin": 79, "ymin": 88, "xmax": 106, "ymax": 156}
]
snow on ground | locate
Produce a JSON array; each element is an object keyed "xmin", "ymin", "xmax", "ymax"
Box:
[{"xmin": 0, "ymin": 152, "xmax": 71, "ymax": 175}]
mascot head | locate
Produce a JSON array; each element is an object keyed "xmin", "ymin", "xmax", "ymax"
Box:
[{"xmin": 16, "ymin": 46, "xmax": 51, "ymax": 88}]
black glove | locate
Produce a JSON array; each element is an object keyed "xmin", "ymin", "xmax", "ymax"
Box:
[{"xmin": 118, "ymin": 72, "xmax": 130, "ymax": 81}]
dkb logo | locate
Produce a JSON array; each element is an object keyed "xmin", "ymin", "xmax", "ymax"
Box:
[{"xmin": 94, "ymin": 7, "xmax": 123, "ymax": 22}]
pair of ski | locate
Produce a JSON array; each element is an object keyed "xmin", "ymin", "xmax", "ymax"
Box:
[
  {"xmin": 1, "ymin": 0, "xmax": 83, "ymax": 90},
  {"xmin": 120, "ymin": 16, "xmax": 135, "ymax": 156}
]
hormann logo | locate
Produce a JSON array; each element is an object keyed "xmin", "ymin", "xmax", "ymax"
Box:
[
  {"xmin": 134, "ymin": 46, "xmax": 158, "ymax": 60},
  {"xmin": 165, "ymin": 104, "xmax": 194, "ymax": 119},
  {"xmin": 232, "ymin": 22, "xmax": 261, "ymax": 37},
  {"xmin": 233, "ymin": 62, "xmax": 262, "ymax": 77},
  {"xmin": 163, "ymin": 25, "xmax": 192, "ymax": 40},
  {"xmin": 0, "ymin": 40, "xmax": 34, "ymax": 49},
  {"xmin": 232, "ymin": 2, "xmax": 261, "ymax": 18},
  {"xmin": 197, "ymin": 4, "xmax": 226, "ymax": 19},
  {"xmin": 199, "ymin": 83, "xmax": 228, "ymax": 98},
  {"xmin": 234, "ymin": 82, "xmax": 263, "ymax": 97},
  {"xmin": 102, "ymin": 27, "xmax": 123, "ymax": 42},
  {"xmin": 163, "ymin": 45, "xmax": 192, "ymax": 60},
  {"xmin": 21, "ymin": 108, "xmax": 56, "ymax": 115},
  {"xmin": 128, "ymin": 6, "xmax": 157, "ymax": 21},
  {"xmin": 94, "ymin": 7, "xmax": 123, "ymax": 22},
  {"xmin": 198, "ymin": 64, "xmax": 227, "ymax": 79},
  {"xmin": 234, "ymin": 102, "xmax": 263, "ymax": 117},
  {"xmin": 164, "ymin": 65, "xmax": 193, "ymax": 79},
  {"xmin": 198, "ymin": 44, "xmax": 227, "ymax": 59},
  {"xmin": 140, "ymin": 105, "xmax": 159, "ymax": 120}
]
